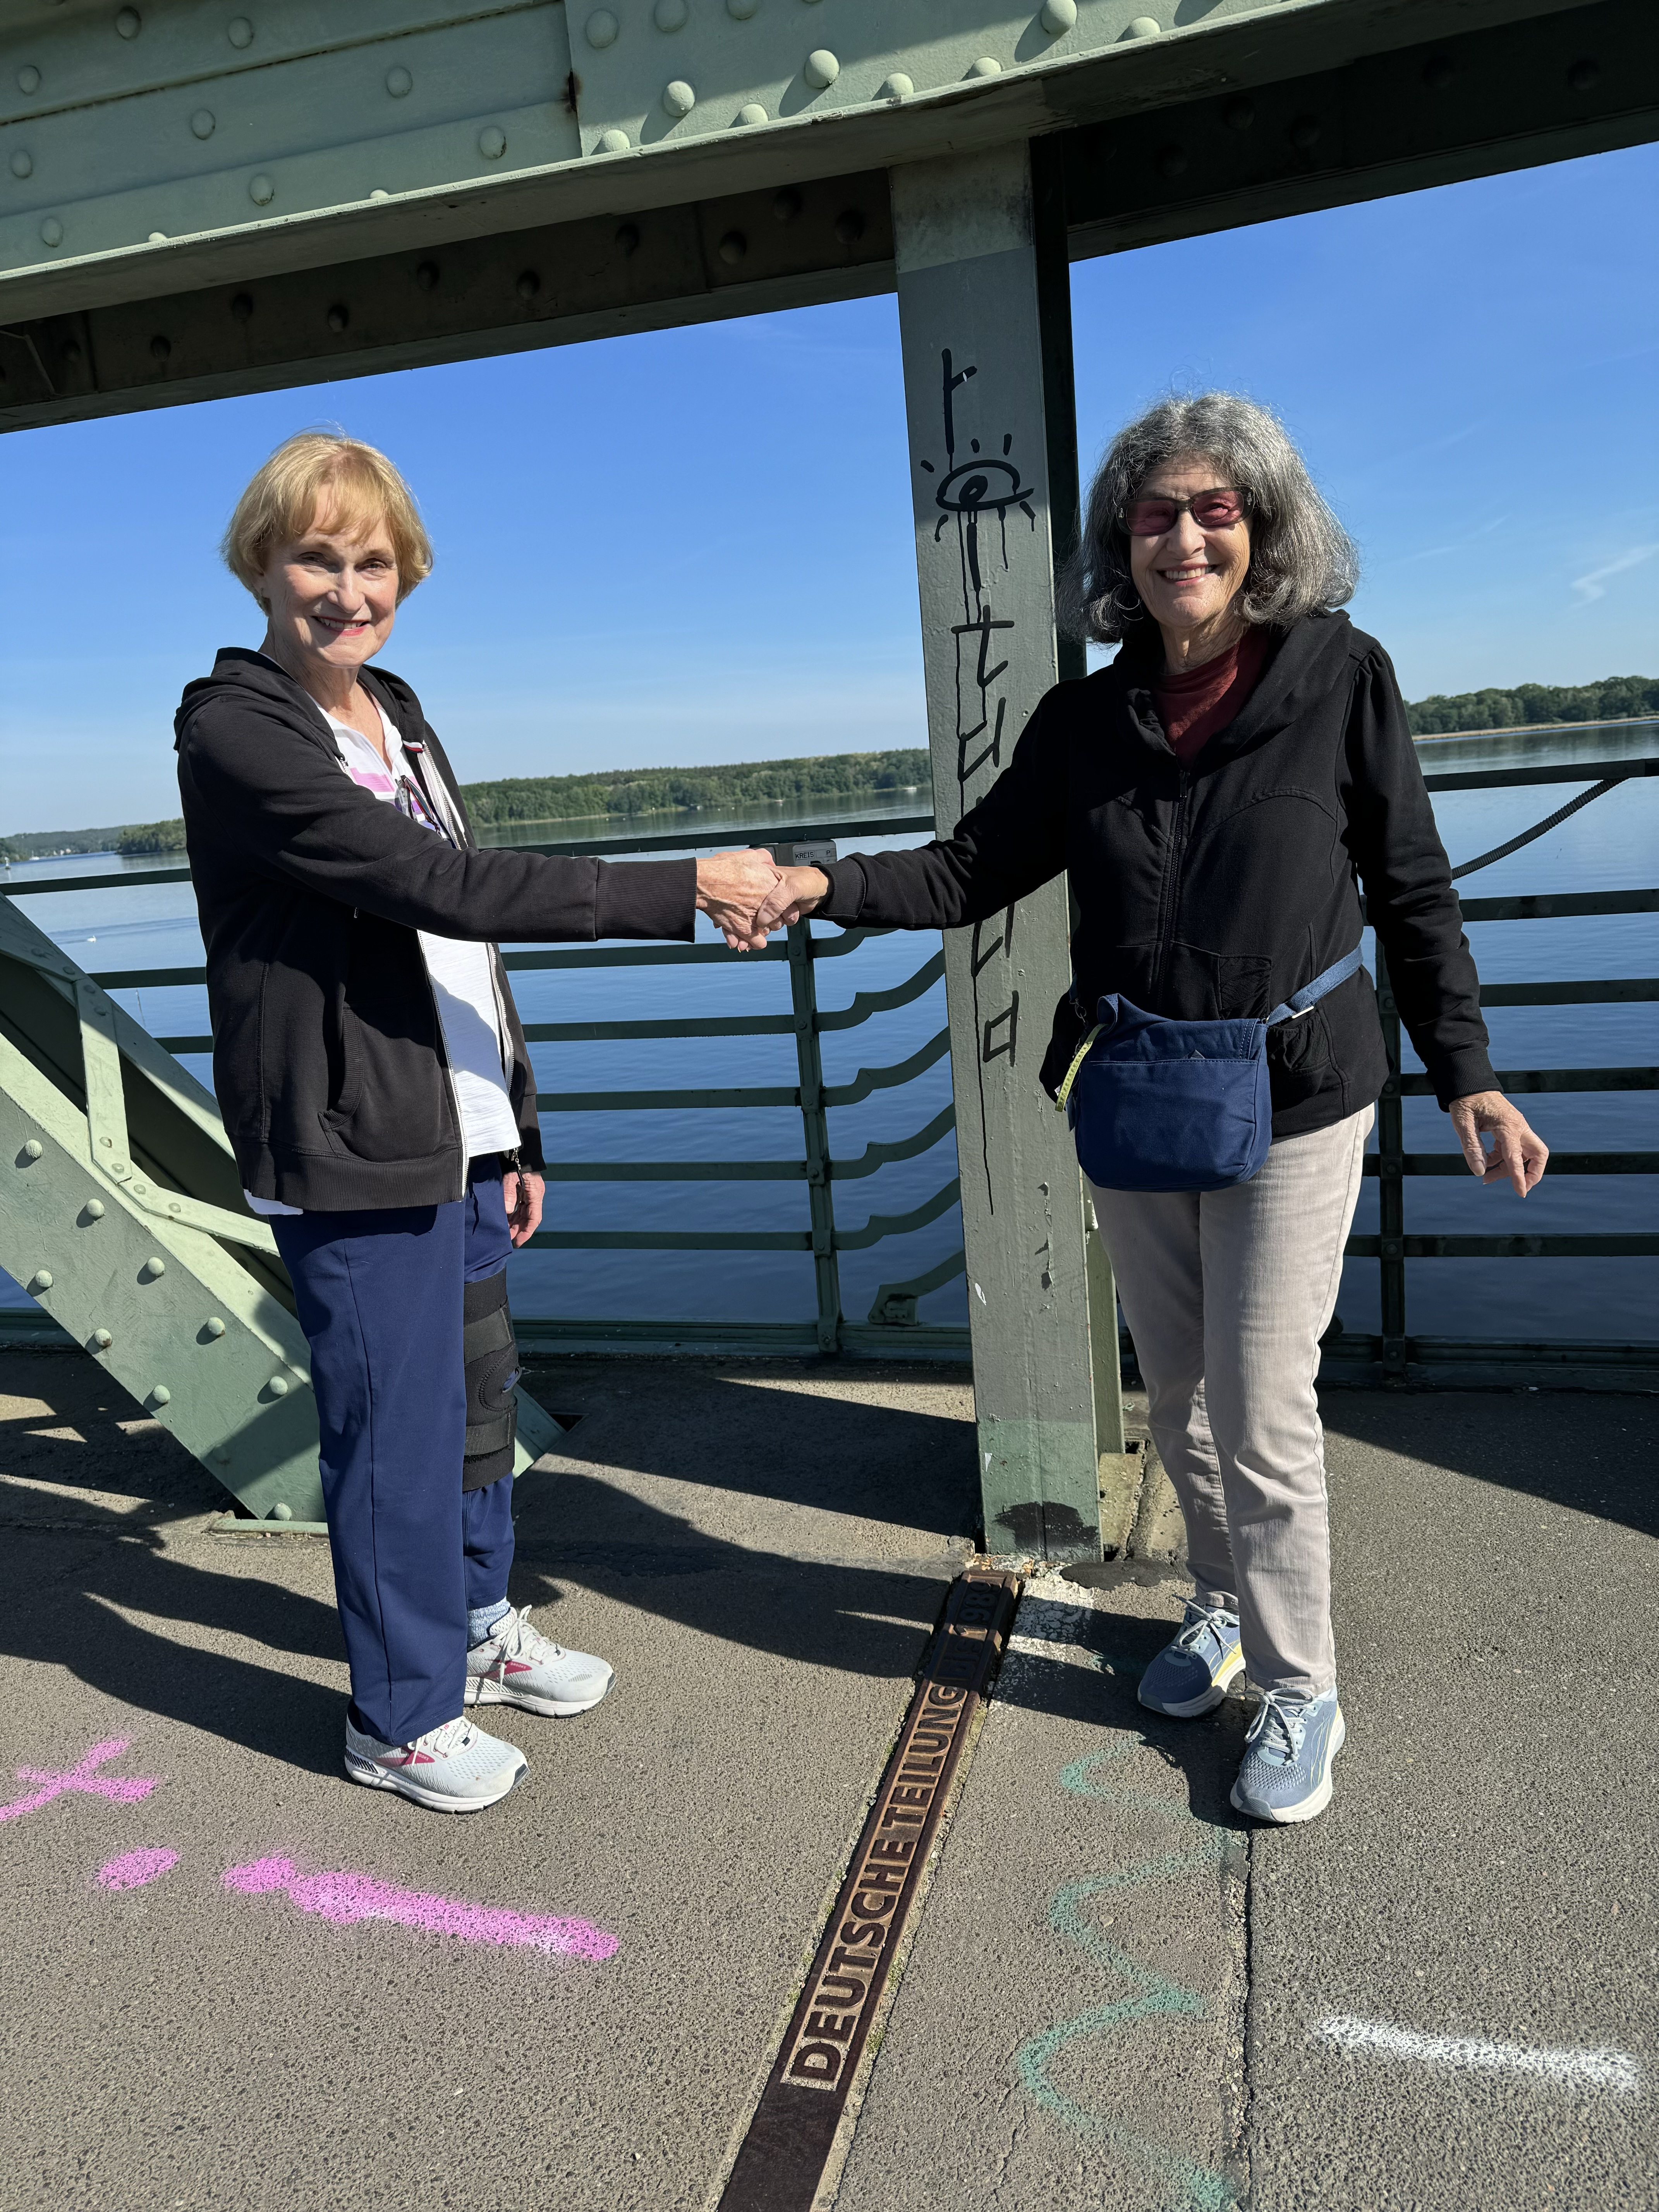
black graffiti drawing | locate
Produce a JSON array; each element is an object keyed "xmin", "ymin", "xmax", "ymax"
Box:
[{"xmin": 917, "ymin": 352, "xmax": 1039, "ymax": 1218}]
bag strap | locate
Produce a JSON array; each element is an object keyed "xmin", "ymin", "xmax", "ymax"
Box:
[
  {"xmin": 1053, "ymin": 1024, "xmax": 1103, "ymax": 1113},
  {"xmin": 1266, "ymin": 944, "xmax": 1364, "ymax": 1026}
]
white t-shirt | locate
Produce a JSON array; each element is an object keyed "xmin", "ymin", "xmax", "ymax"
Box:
[{"xmin": 245, "ymin": 695, "xmax": 520, "ymax": 1216}]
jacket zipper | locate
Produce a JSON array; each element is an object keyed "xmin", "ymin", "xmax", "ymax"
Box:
[{"xmin": 1151, "ymin": 765, "xmax": 1192, "ymax": 1003}]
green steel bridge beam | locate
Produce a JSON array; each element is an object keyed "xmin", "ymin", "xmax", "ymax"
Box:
[{"xmin": 0, "ymin": 895, "xmax": 565, "ymax": 1522}]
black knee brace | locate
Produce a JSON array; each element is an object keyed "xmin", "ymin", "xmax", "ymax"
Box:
[{"xmin": 462, "ymin": 1269, "xmax": 519, "ymax": 1491}]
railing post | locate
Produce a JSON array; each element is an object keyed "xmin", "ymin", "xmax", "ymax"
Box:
[
  {"xmin": 889, "ymin": 141, "xmax": 1103, "ymax": 1561},
  {"xmin": 788, "ymin": 919, "xmax": 842, "ymax": 1354},
  {"xmin": 1373, "ymin": 945, "xmax": 1408, "ymax": 1382}
]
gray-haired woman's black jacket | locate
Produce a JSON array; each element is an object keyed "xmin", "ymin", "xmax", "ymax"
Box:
[
  {"xmin": 817, "ymin": 610, "xmax": 1496, "ymax": 1140},
  {"xmin": 175, "ymin": 649, "xmax": 694, "ymax": 1211}
]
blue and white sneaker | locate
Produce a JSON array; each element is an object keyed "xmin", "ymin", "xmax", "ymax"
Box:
[
  {"xmin": 1230, "ymin": 1686, "xmax": 1345, "ymax": 1823},
  {"xmin": 1137, "ymin": 1601, "xmax": 1245, "ymax": 1718}
]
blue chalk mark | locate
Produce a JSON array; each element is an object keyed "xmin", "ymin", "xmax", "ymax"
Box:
[{"xmin": 1016, "ymin": 1736, "xmax": 1240, "ymax": 2210}]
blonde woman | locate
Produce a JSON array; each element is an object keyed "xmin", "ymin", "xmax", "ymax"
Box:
[{"xmin": 177, "ymin": 430, "xmax": 778, "ymax": 1811}]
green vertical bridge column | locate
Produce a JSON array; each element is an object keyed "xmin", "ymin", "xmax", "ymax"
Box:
[
  {"xmin": 890, "ymin": 142, "xmax": 1125, "ymax": 1565},
  {"xmin": 0, "ymin": 895, "xmax": 563, "ymax": 1522}
]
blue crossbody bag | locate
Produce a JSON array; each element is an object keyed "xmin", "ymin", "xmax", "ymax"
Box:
[{"xmin": 1054, "ymin": 946, "xmax": 1364, "ymax": 1193}]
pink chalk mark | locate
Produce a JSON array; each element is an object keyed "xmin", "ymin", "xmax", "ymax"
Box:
[
  {"xmin": 98, "ymin": 1846, "xmax": 179, "ymax": 1891},
  {"xmin": 222, "ymin": 1857, "xmax": 618, "ymax": 1962},
  {"xmin": 0, "ymin": 1738, "xmax": 160, "ymax": 1823}
]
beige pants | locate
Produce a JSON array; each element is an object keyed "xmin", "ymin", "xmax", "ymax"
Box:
[{"xmin": 1089, "ymin": 1105, "xmax": 1372, "ymax": 1698}]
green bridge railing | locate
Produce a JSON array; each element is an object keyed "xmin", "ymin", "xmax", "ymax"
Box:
[{"xmin": 4, "ymin": 761, "xmax": 1656, "ymax": 1384}]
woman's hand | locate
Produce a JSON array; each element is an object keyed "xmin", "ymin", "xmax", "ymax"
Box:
[
  {"xmin": 1448, "ymin": 1092, "xmax": 1548, "ymax": 1196},
  {"xmin": 501, "ymin": 1165, "xmax": 544, "ymax": 1247},
  {"xmin": 696, "ymin": 849, "xmax": 785, "ymax": 950},
  {"xmin": 754, "ymin": 866, "xmax": 830, "ymax": 935}
]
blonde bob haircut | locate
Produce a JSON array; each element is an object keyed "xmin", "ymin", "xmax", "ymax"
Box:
[{"xmin": 222, "ymin": 429, "xmax": 433, "ymax": 607}]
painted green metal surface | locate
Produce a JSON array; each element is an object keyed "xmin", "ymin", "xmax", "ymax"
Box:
[{"xmin": 0, "ymin": 894, "xmax": 565, "ymax": 1520}]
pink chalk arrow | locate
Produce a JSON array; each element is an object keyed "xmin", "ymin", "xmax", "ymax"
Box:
[
  {"xmin": 223, "ymin": 1856, "xmax": 619, "ymax": 1963},
  {"xmin": 0, "ymin": 1739, "xmax": 160, "ymax": 1823}
]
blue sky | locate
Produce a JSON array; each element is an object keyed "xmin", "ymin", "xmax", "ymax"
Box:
[{"xmin": 1, "ymin": 140, "xmax": 1654, "ymax": 834}]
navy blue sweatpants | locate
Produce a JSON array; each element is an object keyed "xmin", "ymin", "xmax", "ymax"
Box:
[{"xmin": 273, "ymin": 1158, "xmax": 515, "ymax": 1743}]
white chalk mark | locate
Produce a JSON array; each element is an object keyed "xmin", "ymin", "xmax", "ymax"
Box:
[{"xmin": 1317, "ymin": 2016, "xmax": 1643, "ymax": 2094}]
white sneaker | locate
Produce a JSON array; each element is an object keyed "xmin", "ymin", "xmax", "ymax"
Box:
[
  {"xmin": 343, "ymin": 1712, "xmax": 527, "ymax": 1814},
  {"xmin": 464, "ymin": 1605, "xmax": 614, "ymax": 1718}
]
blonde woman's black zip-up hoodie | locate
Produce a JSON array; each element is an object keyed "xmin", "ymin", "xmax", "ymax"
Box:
[
  {"xmin": 817, "ymin": 611, "xmax": 1497, "ymax": 1139},
  {"xmin": 175, "ymin": 649, "xmax": 695, "ymax": 1211}
]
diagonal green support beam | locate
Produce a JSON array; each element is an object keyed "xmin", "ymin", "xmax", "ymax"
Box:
[{"xmin": 0, "ymin": 896, "xmax": 564, "ymax": 1520}]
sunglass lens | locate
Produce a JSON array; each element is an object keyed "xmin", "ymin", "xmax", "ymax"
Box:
[
  {"xmin": 1192, "ymin": 493, "xmax": 1244, "ymax": 527},
  {"xmin": 1124, "ymin": 501, "xmax": 1178, "ymax": 536}
]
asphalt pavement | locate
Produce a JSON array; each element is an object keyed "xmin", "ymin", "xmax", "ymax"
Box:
[{"xmin": 0, "ymin": 1352, "xmax": 1652, "ymax": 2212}]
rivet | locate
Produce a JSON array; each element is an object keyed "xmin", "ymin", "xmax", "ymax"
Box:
[
  {"xmin": 615, "ymin": 220, "xmax": 640, "ymax": 253},
  {"xmin": 735, "ymin": 102, "xmax": 768, "ymax": 124},
  {"xmin": 267, "ymin": 1375, "xmax": 290, "ymax": 1397},
  {"xmin": 662, "ymin": 79, "xmax": 695, "ymax": 117},
  {"xmin": 1568, "ymin": 57, "xmax": 1599, "ymax": 91},
  {"xmin": 654, "ymin": 0, "xmax": 687, "ymax": 27},
  {"xmin": 17, "ymin": 66, "xmax": 41, "ymax": 94},
  {"xmin": 878, "ymin": 73, "xmax": 913, "ymax": 99},
  {"xmin": 1223, "ymin": 96, "xmax": 1254, "ymax": 129},
  {"xmin": 772, "ymin": 187, "xmax": 800, "ymax": 222},
  {"xmin": 227, "ymin": 17, "xmax": 253, "ymax": 49},
  {"xmin": 93, "ymin": 1329, "xmax": 113, "ymax": 1349},
  {"xmin": 584, "ymin": 8, "xmax": 619, "ymax": 47},
  {"xmin": 23, "ymin": 1139, "xmax": 43, "ymax": 1160},
  {"xmin": 1422, "ymin": 55, "xmax": 1453, "ymax": 90},
  {"xmin": 10, "ymin": 151, "xmax": 33, "ymax": 179},
  {"xmin": 190, "ymin": 108, "xmax": 215, "ymax": 139},
  {"xmin": 1288, "ymin": 114, "xmax": 1320, "ymax": 149},
  {"xmin": 167, "ymin": 1200, "xmax": 182, "ymax": 1213},
  {"xmin": 596, "ymin": 127, "xmax": 630, "ymax": 151},
  {"xmin": 215, "ymin": 1448, "xmax": 232, "ymax": 1464},
  {"xmin": 141, "ymin": 1255, "xmax": 166, "ymax": 1279},
  {"xmin": 833, "ymin": 208, "xmax": 864, "ymax": 244},
  {"xmin": 271, "ymin": 1502, "xmax": 293, "ymax": 1521},
  {"xmin": 84, "ymin": 1199, "xmax": 105, "ymax": 1218},
  {"xmin": 717, "ymin": 230, "xmax": 747, "ymax": 264},
  {"xmin": 148, "ymin": 337, "xmax": 170, "ymax": 362},
  {"xmin": 415, "ymin": 259, "xmax": 439, "ymax": 290},
  {"xmin": 149, "ymin": 1384, "xmax": 171, "ymax": 1407},
  {"xmin": 326, "ymin": 302, "xmax": 349, "ymax": 332},
  {"xmin": 1125, "ymin": 15, "xmax": 1161, "ymax": 34},
  {"xmin": 147, "ymin": 231, "xmax": 167, "ymax": 244},
  {"xmin": 1156, "ymin": 144, "xmax": 1187, "ymax": 177},
  {"xmin": 727, "ymin": 0, "xmax": 759, "ymax": 15},
  {"xmin": 1040, "ymin": 0, "xmax": 1077, "ymax": 29},
  {"xmin": 115, "ymin": 7, "xmax": 142, "ymax": 37},
  {"xmin": 249, "ymin": 174, "xmax": 275, "ymax": 205},
  {"xmin": 478, "ymin": 125, "xmax": 507, "ymax": 158},
  {"xmin": 39, "ymin": 216, "xmax": 62, "ymax": 247},
  {"xmin": 110, "ymin": 1157, "xmax": 130, "ymax": 1175},
  {"xmin": 966, "ymin": 55, "xmax": 1001, "ymax": 77},
  {"xmin": 230, "ymin": 290, "xmax": 254, "ymax": 319},
  {"xmin": 516, "ymin": 268, "xmax": 540, "ymax": 299},
  {"xmin": 204, "ymin": 1316, "xmax": 226, "ymax": 1338},
  {"xmin": 386, "ymin": 65, "xmax": 412, "ymax": 96},
  {"xmin": 370, "ymin": 188, "xmax": 389, "ymax": 200},
  {"xmin": 29, "ymin": 1269, "xmax": 52, "ymax": 1291},
  {"xmin": 804, "ymin": 49, "xmax": 839, "ymax": 89}
]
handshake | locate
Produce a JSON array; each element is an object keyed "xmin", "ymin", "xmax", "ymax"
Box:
[{"xmin": 692, "ymin": 850, "xmax": 831, "ymax": 951}]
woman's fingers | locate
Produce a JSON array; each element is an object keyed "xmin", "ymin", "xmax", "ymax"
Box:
[{"xmin": 1450, "ymin": 1092, "xmax": 1549, "ymax": 1196}]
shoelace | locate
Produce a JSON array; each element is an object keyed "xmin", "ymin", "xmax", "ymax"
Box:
[
  {"xmin": 483, "ymin": 1606, "xmax": 567, "ymax": 1683},
  {"xmin": 1245, "ymin": 1689, "xmax": 1309, "ymax": 1764},
  {"xmin": 1175, "ymin": 1601, "xmax": 1236, "ymax": 1653},
  {"xmin": 388, "ymin": 1715, "xmax": 472, "ymax": 1763}
]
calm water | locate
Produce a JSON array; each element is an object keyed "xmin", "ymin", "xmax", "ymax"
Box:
[{"xmin": 3, "ymin": 727, "xmax": 1654, "ymax": 1344}]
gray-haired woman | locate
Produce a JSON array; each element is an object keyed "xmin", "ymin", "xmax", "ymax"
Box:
[{"xmin": 757, "ymin": 392, "xmax": 1547, "ymax": 1825}]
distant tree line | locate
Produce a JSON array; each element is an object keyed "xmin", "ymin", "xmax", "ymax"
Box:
[
  {"xmin": 1405, "ymin": 674, "xmax": 1658, "ymax": 736},
  {"xmin": 115, "ymin": 819, "xmax": 188, "ymax": 855},
  {"xmin": 459, "ymin": 748, "xmax": 932, "ymax": 826}
]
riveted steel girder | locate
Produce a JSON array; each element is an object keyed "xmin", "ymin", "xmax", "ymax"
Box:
[{"xmin": 0, "ymin": 894, "xmax": 565, "ymax": 1519}]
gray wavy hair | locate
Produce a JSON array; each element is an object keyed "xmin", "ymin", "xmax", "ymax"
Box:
[{"xmin": 1056, "ymin": 392, "xmax": 1360, "ymax": 644}]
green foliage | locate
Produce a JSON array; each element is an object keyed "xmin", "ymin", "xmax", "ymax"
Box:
[
  {"xmin": 115, "ymin": 819, "xmax": 188, "ymax": 855},
  {"xmin": 1406, "ymin": 675, "xmax": 1659, "ymax": 737},
  {"xmin": 458, "ymin": 749, "xmax": 933, "ymax": 826}
]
